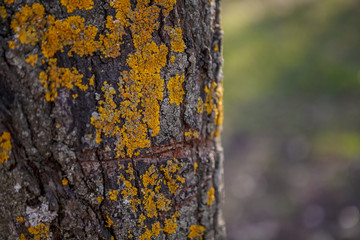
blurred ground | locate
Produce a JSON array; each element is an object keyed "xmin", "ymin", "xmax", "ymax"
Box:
[{"xmin": 222, "ymin": 0, "xmax": 360, "ymax": 239}]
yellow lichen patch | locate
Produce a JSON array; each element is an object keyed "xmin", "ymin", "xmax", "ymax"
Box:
[
  {"xmin": 184, "ymin": 130, "xmax": 199, "ymax": 139},
  {"xmin": 204, "ymin": 82, "xmax": 217, "ymax": 115},
  {"xmin": 97, "ymin": 196, "xmax": 104, "ymax": 203},
  {"xmin": 116, "ymin": 159, "xmax": 184, "ymax": 237},
  {"xmin": 188, "ymin": 225, "xmax": 206, "ymax": 239},
  {"xmin": 160, "ymin": 159, "xmax": 184, "ymax": 195},
  {"xmin": 62, "ymin": 178, "xmax": 68, "ymax": 186},
  {"xmin": 60, "ymin": 0, "xmax": 94, "ymax": 13},
  {"xmin": 138, "ymin": 213, "xmax": 146, "ymax": 226},
  {"xmin": 110, "ymin": 0, "xmax": 131, "ymax": 25},
  {"xmin": 214, "ymin": 44, "xmax": 219, "ymax": 52},
  {"xmin": 119, "ymin": 177, "xmax": 140, "ymax": 211},
  {"xmin": 105, "ymin": 215, "xmax": 113, "ymax": 228},
  {"xmin": 28, "ymin": 223, "xmax": 49, "ymax": 240},
  {"xmin": 197, "ymin": 98, "xmax": 204, "ymax": 113},
  {"xmin": 129, "ymin": 4, "xmax": 161, "ymax": 50},
  {"xmin": 72, "ymin": 94, "xmax": 78, "ymax": 99},
  {"xmin": 39, "ymin": 58, "xmax": 87, "ymax": 101},
  {"xmin": 19, "ymin": 234, "xmax": 27, "ymax": 240},
  {"xmin": 4, "ymin": 0, "xmax": 14, "ymax": 4},
  {"xmin": 99, "ymin": 16, "xmax": 126, "ymax": 58},
  {"xmin": 167, "ymin": 74, "xmax": 185, "ymax": 105},
  {"xmin": 25, "ymin": 54, "xmax": 38, "ymax": 67},
  {"xmin": 165, "ymin": 26, "xmax": 186, "ymax": 53},
  {"xmin": 109, "ymin": 190, "xmax": 119, "ymax": 201},
  {"xmin": 125, "ymin": 162, "xmax": 135, "ymax": 180},
  {"xmin": 10, "ymin": 3, "xmax": 46, "ymax": 46},
  {"xmin": 142, "ymin": 165, "xmax": 159, "ymax": 188},
  {"xmin": 0, "ymin": 6, "xmax": 7, "ymax": 19},
  {"xmin": 42, "ymin": 16, "xmax": 101, "ymax": 58},
  {"xmin": 17, "ymin": 216, "xmax": 24, "ymax": 223},
  {"xmin": 89, "ymin": 75, "xmax": 95, "ymax": 86},
  {"xmin": 214, "ymin": 83, "xmax": 223, "ymax": 136},
  {"xmin": 89, "ymin": 0, "xmax": 179, "ymax": 157},
  {"xmin": 90, "ymin": 82, "xmax": 120, "ymax": 144},
  {"xmin": 8, "ymin": 41, "xmax": 16, "ymax": 50},
  {"xmin": 0, "ymin": 131, "xmax": 12, "ymax": 163},
  {"xmin": 170, "ymin": 55, "xmax": 175, "ymax": 63},
  {"xmin": 207, "ymin": 187, "xmax": 215, "ymax": 206},
  {"xmin": 154, "ymin": 0, "xmax": 176, "ymax": 16},
  {"xmin": 203, "ymin": 81, "xmax": 223, "ymax": 137},
  {"xmin": 163, "ymin": 218, "xmax": 177, "ymax": 234},
  {"xmin": 139, "ymin": 222, "xmax": 162, "ymax": 240},
  {"xmin": 194, "ymin": 162, "xmax": 198, "ymax": 174}
]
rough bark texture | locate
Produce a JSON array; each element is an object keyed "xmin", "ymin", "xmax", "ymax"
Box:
[{"xmin": 0, "ymin": 0, "xmax": 224, "ymax": 239}]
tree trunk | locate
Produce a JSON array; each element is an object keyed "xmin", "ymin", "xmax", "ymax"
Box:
[{"xmin": 0, "ymin": 0, "xmax": 224, "ymax": 239}]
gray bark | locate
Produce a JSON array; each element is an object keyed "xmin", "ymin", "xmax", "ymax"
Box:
[{"xmin": 0, "ymin": 0, "xmax": 225, "ymax": 239}]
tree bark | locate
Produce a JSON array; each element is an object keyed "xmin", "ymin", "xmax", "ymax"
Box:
[{"xmin": 0, "ymin": 0, "xmax": 224, "ymax": 239}]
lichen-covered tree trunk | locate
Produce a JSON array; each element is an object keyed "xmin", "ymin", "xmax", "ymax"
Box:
[{"xmin": 0, "ymin": 0, "xmax": 224, "ymax": 239}]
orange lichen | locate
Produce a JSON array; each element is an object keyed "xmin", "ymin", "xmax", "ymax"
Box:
[
  {"xmin": 154, "ymin": 0, "xmax": 176, "ymax": 16},
  {"xmin": 204, "ymin": 81, "xmax": 223, "ymax": 136},
  {"xmin": 185, "ymin": 130, "xmax": 199, "ymax": 139},
  {"xmin": 197, "ymin": 98, "xmax": 204, "ymax": 113},
  {"xmin": 62, "ymin": 178, "xmax": 68, "ymax": 186},
  {"xmin": 10, "ymin": 3, "xmax": 46, "ymax": 46},
  {"xmin": 214, "ymin": 44, "xmax": 219, "ymax": 52},
  {"xmin": 194, "ymin": 162, "xmax": 198, "ymax": 174},
  {"xmin": 170, "ymin": 55, "xmax": 175, "ymax": 63},
  {"xmin": 28, "ymin": 223, "xmax": 49, "ymax": 240},
  {"xmin": 117, "ymin": 159, "xmax": 184, "ymax": 237},
  {"xmin": 188, "ymin": 225, "xmax": 206, "ymax": 239},
  {"xmin": 60, "ymin": 0, "xmax": 94, "ymax": 13},
  {"xmin": 8, "ymin": 41, "xmax": 16, "ymax": 49},
  {"xmin": 207, "ymin": 187, "xmax": 215, "ymax": 206},
  {"xmin": 19, "ymin": 234, "xmax": 27, "ymax": 240},
  {"xmin": 39, "ymin": 58, "xmax": 87, "ymax": 101},
  {"xmin": 88, "ymin": 0, "xmax": 179, "ymax": 157},
  {"xmin": 42, "ymin": 16, "xmax": 100, "ymax": 58},
  {"xmin": 25, "ymin": 54, "xmax": 38, "ymax": 67},
  {"xmin": 138, "ymin": 213, "xmax": 146, "ymax": 226},
  {"xmin": 89, "ymin": 75, "xmax": 95, "ymax": 86},
  {"xmin": 97, "ymin": 196, "xmax": 104, "ymax": 203},
  {"xmin": 4, "ymin": 0, "xmax": 14, "ymax": 4},
  {"xmin": 109, "ymin": 190, "xmax": 119, "ymax": 201},
  {"xmin": 214, "ymin": 83, "xmax": 223, "ymax": 136},
  {"xmin": 139, "ymin": 222, "xmax": 162, "ymax": 240},
  {"xmin": 204, "ymin": 82, "xmax": 217, "ymax": 115},
  {"xmin": 99, "ymin": 15, "xmax": 126, "ymax": 58},
  {"xmin": 160, "ymin": 159, "xmax": 184, "ymax": 194},
  {"xmin": 163, "ymin": 218, "xmax": 177, "ymax": 234},
  {"xmin": 17, "ymin": 216, "xmax": 24, "ymax": 222},
  {"xmin": 0, "ymin": 6, "xmax": 7, "ymax": 19},
  {"xmin": 90, "ymin": 82, "xmax": 120, "ymax": 144},
  {"xmin": 0, "ymin": 131, "xmax": 12, "ymax": 163},
  {"xmin": 117, "ymin": 168, "xmax": 140, "ymax": 211},
  {"xmin": 72, "ymin": 94, "xmax": 78, "ymax": 99},
  {"xmin": 165, "ymin": 26, "xmax": 186, "ymax": 53},
  {"xmin": 167, "ymin": 74, "xmax": 185, "ymax": 105},
  {"xmin": 105, "ymin": 215, "xmax": 113, "ymax": 228},
  {"xmin": 110, "ymin": 0, "xmax": 131, "ymax": 25}
]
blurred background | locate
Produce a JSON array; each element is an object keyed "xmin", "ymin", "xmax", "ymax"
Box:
[{"xmin": 221, "ymin": 0, "xmax": 360, "ymax": 239}]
